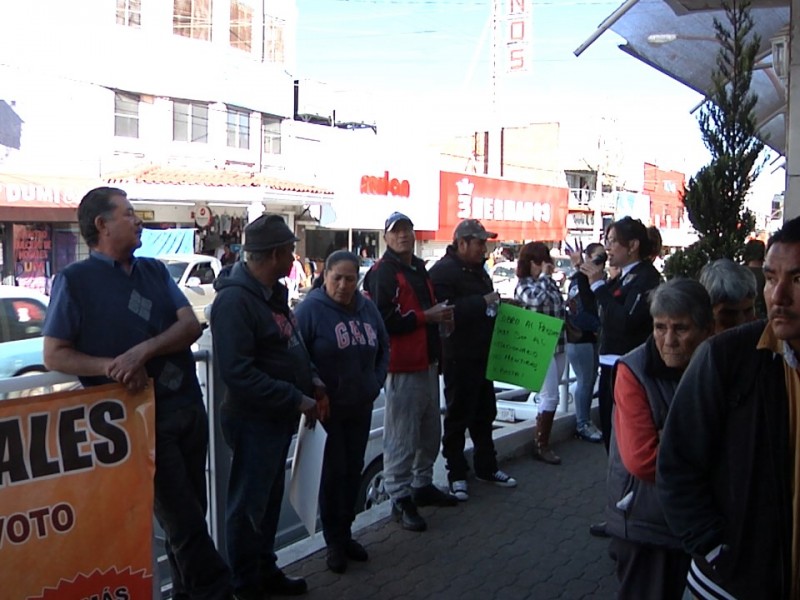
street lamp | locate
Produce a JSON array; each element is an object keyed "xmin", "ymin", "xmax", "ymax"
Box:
[{"xmin": 646, "ymin": 33, "xmax": 717, "ymax": 45}]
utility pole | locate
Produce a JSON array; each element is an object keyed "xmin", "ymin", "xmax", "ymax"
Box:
[{"xmin": 593, "ymin": 117, "xmax": 606, "ymax": 240}]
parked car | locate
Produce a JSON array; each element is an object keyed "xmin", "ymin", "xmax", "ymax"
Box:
[
  {"xmin": 0, "ymin": 285, "xmax": 48, "ymax": 380},
  {"xmin": 489, "ymin": 262, "xmax": 517, "ymax": 299},
  {"xmin": 157, "ymin": 254, "xmax": 222, "ymax": 324}
]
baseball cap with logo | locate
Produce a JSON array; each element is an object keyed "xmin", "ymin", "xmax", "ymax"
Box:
[
  {"xmin": 453, "ymin": 219, "xmax": 498, "ymax": 241},
  {"xmin": 384, "ymin": 211, "xmax": 414, "ymax": 233}
]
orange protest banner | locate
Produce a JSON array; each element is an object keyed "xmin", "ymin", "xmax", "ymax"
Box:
[{"xmin": 0, "ymin": 383, "xmax": 155, "ymax": 600}]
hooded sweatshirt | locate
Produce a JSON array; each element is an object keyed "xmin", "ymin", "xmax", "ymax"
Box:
[
  {"xmin": 294, "ymin": 287, "xmax": 389, "ymax": 408},
  {"xmin": 210, "ymin": 261, "xmax": 315, "ymax": 420}
]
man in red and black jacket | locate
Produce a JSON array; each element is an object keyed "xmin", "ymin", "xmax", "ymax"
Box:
[{"xmin": 364, "ymin": 212, "xmax": 458, "ymax": 532}]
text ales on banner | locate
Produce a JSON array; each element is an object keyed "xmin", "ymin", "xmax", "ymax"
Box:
[
  {"xmin": 0, "ymin": 383, "xmax": 156, "ymax": 600},
  {"xmin": 486, "ymin": 303, "xmax": 563, "ymax": 391}
]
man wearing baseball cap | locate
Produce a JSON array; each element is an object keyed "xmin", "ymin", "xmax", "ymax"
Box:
[
  {"xmin": 211, "ymin": 214, "xmax": 329, "ymax": 600},
  {"xmin": 429, "ymin": 219, "xmax": 517, "ymax": 502},
  {"xmin": 364, "ymin": 212, "xmax": 458, "ymax": 532}
]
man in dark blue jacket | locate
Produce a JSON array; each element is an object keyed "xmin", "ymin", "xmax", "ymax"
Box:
[
  {"xmin": 43, "ymin": 187, "xmax": 232, "ymax": 600},
  {"xmin": 211, "ymin": 214, "xmax": 327, "ymax": 600},
  {"xmin": 429, "ymin": 219, "xmax": 517, "ymax": 501}
]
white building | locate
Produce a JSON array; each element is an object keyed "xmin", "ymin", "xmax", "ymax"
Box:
[{"xmin": 0, "ymin": 0, "xmax": 332, "ymax": 286}]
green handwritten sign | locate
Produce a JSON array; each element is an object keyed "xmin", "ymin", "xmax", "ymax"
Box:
[{"xmin": 485, "ymin": 303, "xmax": 564, "ymax": 391}]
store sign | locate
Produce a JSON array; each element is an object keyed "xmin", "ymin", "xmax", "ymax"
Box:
[
  {"xmin": 13, "ymin": 224, "xmax": 52, "ymax": 294},
  {"xmin": 134, "ymin": 210, "xmax": 155, "ymax": 221},
  {"xmin": 359, "ymin": 171, "xmax": 410, "ymax": 198},
  {"xmin": 195, "ymin": 204, "xmax": 212, "ymax": 227},
  {"xmin": 0, "ymin": 183, "xmax": 82, "ymax": 208},
  {"xmin": 498, "ymin": 0, "xmax": 532, "ymax": 73},
  {"xmin": 439, "ymin": 171, "xmax": 568, "ymax": 241}
]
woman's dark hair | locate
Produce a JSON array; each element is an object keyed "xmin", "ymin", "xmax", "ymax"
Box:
[
  {"xmin": 77, "ymin": 186, "xmax": 127, "ymax": 247},
  {"xmin": 516, "ymin": 242, "xmax": 552, "ymax": 278},
  {"xmin": 647, "ymin": 226, "xmax": 663, "ymax": 260},
  {"xmin": 609, "ymin": 216, "xmax": 653, "ymax": 260},
  {"xmin": 325, "ymin": 250, "xmax": 359, "ymax": 272}
]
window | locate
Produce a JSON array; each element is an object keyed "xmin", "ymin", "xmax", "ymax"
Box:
[
  {"xmin": 227, "ymin": 107, "xmax": 250, "ymax": 149},
  {"xmin": 262, "ymin": 116, "xmax": 281, "ymax": 155},
  {"xmin": 230, "ymin": 0, "xmax": 253, "ymax": 52},
  {"xmin": 0, "ymin": 298, "xmax": 47, "ymax": 343},
  {"xmin": 173, "ymin": 0, "xmax": 212, "ymax": 41},
  {"xmin": 114, "ymin": 92, "xmax": 140, "ymax": 138},
  {"xmin": 173, "ymin": 100, "xmax": 208, "ymax": 143},
  {"xmin": 116, "ymin": 0, "xmax": 141, "ymax": 27},
  {"xmin": 264, "ymin": 16, "xmax": 285, "ymax": 63}
]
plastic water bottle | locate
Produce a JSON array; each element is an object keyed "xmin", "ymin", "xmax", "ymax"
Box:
[{"xmin": 486, "ymin": 301, "xmax": 499, "ymax": 318}]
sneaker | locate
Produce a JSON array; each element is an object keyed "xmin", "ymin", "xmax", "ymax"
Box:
[
  {"xmin": 575, "ymin": 422, "xmax": 603, "ymax": 443},
  {"xmin": 450, "ymin": 480, "xmax": 469, "ymax": 501},
  {"xmin": 476, "ymin": 470, "xmax": 518, "ymax": 488},
  {"xmin": 391, "ymin": 497, "xmax": 427, "ymax": 532},
  {"xmin": 412, "ymin": 484, "xmax": 459, "ymax": 507}
]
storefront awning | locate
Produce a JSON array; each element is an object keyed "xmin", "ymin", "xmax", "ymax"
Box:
[
  {"xmin": 574, "ymin": 0, "xmax": 790, "ymax": 156},
  {"xmin": 105, "ymin": 165, "xmax": 334, "ymax": 206}
]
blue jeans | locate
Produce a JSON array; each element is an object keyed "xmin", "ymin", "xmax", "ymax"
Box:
[
  {"xmin": 154, "ymin": 402, "xmax": 231, "ymax": 600},
  {"xmin": 221, "ymin": 409, "xmax": 295, "ymax": 592},
  {"xmin": 320, "ymin": 404, "xmax": 372, "ymax": 546},
  {"xmin": 566, "ymin": 342, "xmax": 598, "ymax": 428},
  {"xmin": 441, "ymin": 355, "xmax": 498, "ymax": 482}
]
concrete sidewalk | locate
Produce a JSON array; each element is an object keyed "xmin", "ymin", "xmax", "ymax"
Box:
[{"xmin": 281, "ymin": 435, "xmax": 618, "ymax": 599}]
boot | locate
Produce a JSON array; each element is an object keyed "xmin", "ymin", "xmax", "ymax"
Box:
[{"xmin": 533, "ymin": 410, "xmax": 561, "ymax": 465}]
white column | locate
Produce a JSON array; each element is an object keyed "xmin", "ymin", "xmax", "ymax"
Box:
[{"xmin": 786, "ymin": 0, "xmax": 800, "ymax": 220}]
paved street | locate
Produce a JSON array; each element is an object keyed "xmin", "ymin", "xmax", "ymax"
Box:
[{"xmin": 284, "ymin": 438, "xmax": 618, "ymax": 599}]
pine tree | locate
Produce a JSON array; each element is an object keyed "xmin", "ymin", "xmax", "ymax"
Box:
[{"xmin": 664, "ymin": 0, "xmax": 764, "ymax": 279}]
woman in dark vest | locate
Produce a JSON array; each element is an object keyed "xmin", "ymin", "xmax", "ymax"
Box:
[
  {"xmin": 605, "ymin": 279, "xmax": 713, "ymax": 599},
  {"xmin": 579, "ymin": 217, "xmax": 662, "ymax": 453}
]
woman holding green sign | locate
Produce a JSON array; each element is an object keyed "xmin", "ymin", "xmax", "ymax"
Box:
[{"xmin": 515, "ymin": 242, "xmax": 566, "ymax": 465}]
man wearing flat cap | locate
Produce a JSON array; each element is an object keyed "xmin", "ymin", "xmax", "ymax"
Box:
[
  {"xmin": 429, "ymin": 219, "xmax": 517, "ymax": 502},
  {"xmin": 364, "ymin": 211, "xmax": 458, "ymax": 532},
  {"xmin": 211, "ymin": 214, "xmax": 329, "ymax": 600}
]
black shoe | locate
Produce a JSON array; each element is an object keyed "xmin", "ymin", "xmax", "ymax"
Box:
[
  {"xmin": 391, "ymin": 497, "xmax": 427, "ymax": 531},
  {"xmin": 326, "ymin": 545, "xmax": 347, "ymax": 574},
  {"xmin": 589, "ymin": 521, "xmax": 609, "ymax": 538},
  {"xmin": 263, "ymin": 571, "xmax": 308, "ymax": 596},
  {"xmin": 412, "ymin": 484, "xmax": 459, "ymax": 507},
  {"xmin": 345, "ymin": 539, "xmax": 369, "ymax": 562}
]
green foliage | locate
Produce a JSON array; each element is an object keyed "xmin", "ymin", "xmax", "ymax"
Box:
[{"xmin": 666, "ymin": 0, "xmax": 765, "ymax": 279}]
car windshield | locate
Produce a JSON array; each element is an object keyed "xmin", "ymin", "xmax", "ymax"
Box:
[
  {"xmin": 162, "ymin": 261, "xmax": 188, "ymax": 283},
  {"xmin": 493, "ymin": 266, "xmax": 515, "ymax": 279}
]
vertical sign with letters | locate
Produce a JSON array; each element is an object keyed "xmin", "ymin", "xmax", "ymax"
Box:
[{"xmin": 498, "ymin": 0, "xmax": 532, "ymax": 73}]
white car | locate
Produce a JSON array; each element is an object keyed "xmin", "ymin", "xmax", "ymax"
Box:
[
  {"xmin": 157, "ymin": 254, "xmax": 222, "ymax": 324},
  {"xmin": 0, "ymin": 285, "xmax": 49, "ymax": 380},
  {"xmin": 489, "ymin": 262, "xmax": 517, "ymax": 299}
]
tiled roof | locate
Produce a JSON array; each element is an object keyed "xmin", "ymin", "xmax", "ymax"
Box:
[{"xmin": 105, "ymin": 165, "xmax": 332, "ymax": 195}]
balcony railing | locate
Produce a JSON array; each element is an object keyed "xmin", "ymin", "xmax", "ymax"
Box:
[{"xmin": 568, "ymin": 188, "xmax": 616, "ymax": 212}]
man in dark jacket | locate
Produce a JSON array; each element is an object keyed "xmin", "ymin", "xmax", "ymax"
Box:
[
  {"xmin": 364, "ymin": 212, "xmax": 457, "ymax": 533},
  {"xmin": 429, "ymin": 219, "xmax": 517, "ymax": 502},
  {"xmin": 211, "ymin": 214, "xmax": 328, "ymax": 600},
  {"xmin": 658, "ymin": 216, "xmax": 800, "ymax": 600}
]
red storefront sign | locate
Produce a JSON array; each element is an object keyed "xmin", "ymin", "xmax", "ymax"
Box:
[
  {"xmin": 0, "ymin": 176, "xmax": 93, "ymax": 221},
  {"xmin": 422, "ymin": 171, "xmax": 569, "ymax": 241},
  {"xmin": 359, "ymin": 171, "xmax": 411, "ymax": 198}
]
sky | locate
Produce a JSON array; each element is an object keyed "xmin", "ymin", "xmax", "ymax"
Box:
[{"xmin": 293, "ymin": 0, "xmax": 785, "ymax": 198}]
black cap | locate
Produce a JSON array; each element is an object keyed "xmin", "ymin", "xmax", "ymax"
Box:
[
  {"xmin": 242, "ymin": 214, "xmax": 299, "ymax": 251},
  {"xmin": 384, "ymin": 211, "xmax": 414, "ymax": 233},
  {"xmin": 453, "ymin": 219, "xmax": 498, "ymax": 241}
]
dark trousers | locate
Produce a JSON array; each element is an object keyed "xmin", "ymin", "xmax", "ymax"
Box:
[
  {"xmin": 221, "ymin": 409, "xmax": 294, "ymax": 592},
  {"xmin": 320, "ymin": 404, "xmax": 372, "ymax": 546},
  {"xmin": 610, "ymin": 537, "xmax": 690, "ymax": 600},
  {"xmin": 154, "ymin": 402, "xmax": 231, "ymax": 600},
  {"xmin": 441, "ymin": 356, "xmax": 498, "ymax": 482},
  {"xmin": 599, "ymin": 364, "xmax": 615, "ymax": 453}
]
